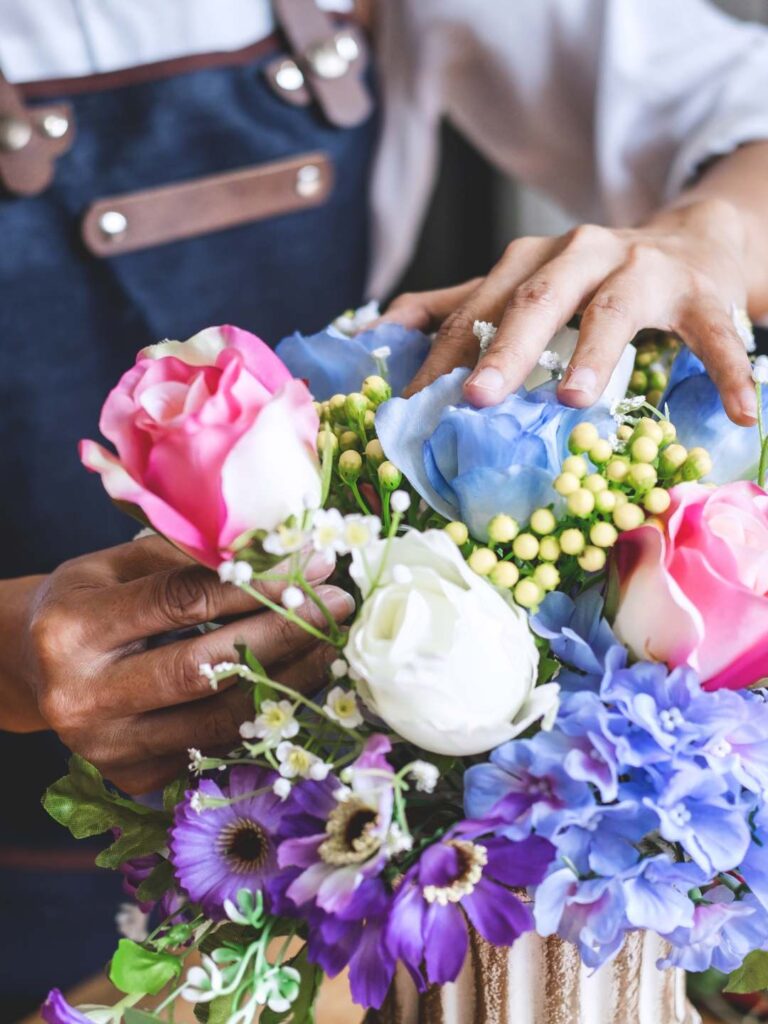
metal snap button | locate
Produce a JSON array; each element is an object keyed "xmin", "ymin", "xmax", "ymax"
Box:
[
  {"xmin": 39, "ymin": 112, "xmax": 69, "ymax": 140},
  {"xmin": 306, "ymin": 40, "xmax": 349, "ymax": 80},
  {"xmin": 275, "ymin": 59, "xmax": 306, "ymax": 93},
  {"xmin": 98, "ymin": 210, "xmax": 128, "ymax": 239},
  {"xmin": 334, "ymin": 32, "xmax": 360, "ymax": 63},
  {"xmin": 0, "ymin": 116, "xmax": 32, "ymax": 152},
  {"xmin": 295, "ymin": 164, "xmax": 322, "ymax": 198}
]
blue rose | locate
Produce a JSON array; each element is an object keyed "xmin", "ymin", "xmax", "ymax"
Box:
[
  {"xmin": 663, "ymin": 347, "xmax": 767, "ymax": 484},
  {"xmin": 375, "ymin": 368, "xmax": 618, "ymax": 538},
  {"xmin": 275, "ymin": 322, "xmax": 430, "ymax": 401}
]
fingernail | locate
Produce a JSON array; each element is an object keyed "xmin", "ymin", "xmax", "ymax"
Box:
[
  {"xmin": 561, "ymin": 366, "xmax": 598, "ymax": 398},
  {"xmin": 466, "ymin": 367, "xmax": 504, "ymax": 395},
  {"xmin": 305, "ymin": 551, "xmax": 336, "ymax": 580},
  {"xmin": 738, "ymin": 387, "xmax": 758, "ymax": 423},
  {"xmin": 315, "ymin": 586, "xmax": 356, "ymax": 621}
]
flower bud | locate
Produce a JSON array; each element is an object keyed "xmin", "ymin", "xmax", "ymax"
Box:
[
  {"xmin": 554, "ymin": 472, "xmax": 581, "ymax": 496},
  {"xmin": 617, "ymin": 424, "xmax": 634, "ymax": 442},
  {"xmin": 445, "ymin": 521, "xmax": 469, "ymax": 546},
  {"xmin": 530, "ymin": 508, "xmax": 557, "ymax": 536},
  {"xmin": 627, "ymin": 463, "xmax": 658, "ymax": 492},
  {"xmin": 533, "ymin": 563, "xmax": 560, "ymax": 591},
  {"xmin": 613, "ymin": 491, "xmax": 629, "ymax": 508},
  {"xmin": 362, "ymin": 375, "xmax": 392, "ymax": 406},
  {"xmin": 590, "ymin": 521, "xmax": 618, "ymax": 548},
  {"xmin": 644, "ymin": 487, "xmax": 671, "ymax": 514},
  {"xmin": 560, "ymin": 528, "xmax": 586, "ymax": 555},
  {"xmin": 630, "ymin": 369, "xmax": 648, "ymax": 392},
  {"xmin": 613, "ymin": 502, "xmax": 645, "ymax": 531},
  {"xmin": 567, "ymin": 488, "xmax": 596, "ymax": 518},
  {"xmin": 317, "ymin": 426, "xmax": 338, "ymax": 455},
  {"xmin": 364, "ymin": 409, "xmax": 377, "ymax": 431},
  {"xmin": 606, "ymin": 458, "xmax": 629, "ymax": 483},
  {"xmin": 345, "ymin": 392, "xmax": 369, "ymax": 421},
  {"xmin": 659, "ymin": 443, "xmax": 688, "ymax": 474},
  {"xmin": 595, "ymin": 489, "xmax": 617, "ymax": 514},
  {"xmin": 514, "ymin": 578, "xmax": 543, "ymax": 609},
  {"xmin": 589, "ymin": 439, "xmax": 614, "ymax": 465},
  {"xmin": 329, "ymin": 393, "xmax": 348, "ymax": 423},
  {"xmin": 584, "ymin": 473, "xmax": 607, "ymax": 494},
  {"xmin": 636, "ymin": 348, "xmax": 659, "ymax": 368},
  {"xmin": 681, "ymin": 447, "xmax": 712, "ymax": 481},
  {"xmin": 513, "ymin": 533, "xmax": 540, "ymax": 561},
  {"xmin": 659, "ymin": 420, "xmax": 677, "ymax": 443},
  {"xmin": 630, "ymin": 436, "xmax": 659, "ymax": 464},
  {"xmin": 490, "ymin": 561, "xmax": 520, "ymax": 588},
  {"xmin": 578, "ymin": 545, "xmax": 607, "ymax": 573},
  {"xmin": 568, "ymin": 422, "xmax": 600, "ymax": 455},
  {"xmin": 340, "ymin": 430, "xmax": 361, "ymax": 452},
  {"xmin": 338, "ymin": 449, "xmax": 363, "ymax": 482},
  {"xmin": 365, "ymin": 438, "xmax": 386, "ymax": 465},
  {"xmin": 646, "ymin": 389, "xmax": 663, "ymax": 408},
  {"xmin": 488, "ymin": 513, "xmax": 520, "ymax": 544},
  {"xmin": 468, "ymin": 547, "xmax": 498, "ymax": 576},
  {"xmin": 378, "ymin": 461, "xmax": 403, "ymax": 491},
  {"xmin": 562, "ymin": 455, "xmax": 588, "ymax": 478},
  {"xmin": 634, "ymin": 417, "xmax": 664, "ymax": 445},
  {"xmin": 538, "ymin": 535, "xmax": 561, "ymax": 561},
  {"xmin": 649, "ymin": 369, "xmax": 668, "ymax": 392}
]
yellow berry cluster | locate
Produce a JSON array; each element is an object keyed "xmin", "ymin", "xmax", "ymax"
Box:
[
  {"xmin": 315, "ymin": 377, "xmax": 405, "ymax": 521},
  {"xmin": 450, "ymin": 416, "xmax": 711, "ymax": 609},
  {"xmin": 626, "ymin": 329, "xmax": 681, "ymax": 408}
]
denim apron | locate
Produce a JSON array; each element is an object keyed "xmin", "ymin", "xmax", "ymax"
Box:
[{"xmin": 0, "ymin": 7, "xmax": 377, "ymax": 1012}]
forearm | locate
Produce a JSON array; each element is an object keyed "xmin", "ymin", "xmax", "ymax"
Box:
[
  {"xmin": 660, "ymin": 141, "xmax": 768, "ymax": 318},
  {"xmin": 0, "ymin": 576, "xmax": 47, "ymax": 732}
]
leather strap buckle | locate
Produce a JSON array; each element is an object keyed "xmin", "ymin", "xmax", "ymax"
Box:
[{"xmin": 0, "ymin": 71, "xmax": 75, "ymax": 196}]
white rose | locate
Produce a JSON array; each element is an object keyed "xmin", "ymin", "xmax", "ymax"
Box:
[{"xmin": 344, "ymin": 529, "xmax": 558, "ymax": 756}]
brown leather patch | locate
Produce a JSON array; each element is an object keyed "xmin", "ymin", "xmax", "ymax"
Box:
[
  {"xmin": 81, "ymin": 150, "xmax": 334, "ymax": 257},
  {"xmin": 0, "ymin": 72, "xmax": 75, "ymax": 196}
]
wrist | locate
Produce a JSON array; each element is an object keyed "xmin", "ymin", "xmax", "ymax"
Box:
[{"xmin": 0, "ymin": 575, "xmax": 48, "ymax": 732}]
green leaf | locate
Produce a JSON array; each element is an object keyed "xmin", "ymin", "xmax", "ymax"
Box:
[
  {"xmin": 207, "ymin": 993, "xmax": 239, "ymax": 1024},
  {"xmin": 725, "ymin": 949, "xmax": 768, "ymax": 993},
  {"xmin": 125, "ymin": 1010, "xmax": 164, "ymax": 1024},
  {"xmin": 43, "ymin": 756, "xmax": 171, "ymax": 870},
  {"xmin": 136, "ymin": 858, "xmax": 175, "ymax": 904},
  {"xmin": 110, "ymin": 939, "xmax": 182, "ymax": 996},
  {"xmin": 193, "ymin": 1004, "xmax": 209, "ymax": 1024},
  {"xmin": 163, "ymin": 776, "xmax": 187, "ymax": 813}
]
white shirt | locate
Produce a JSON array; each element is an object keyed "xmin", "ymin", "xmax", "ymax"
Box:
[{"xmin": 2, "ymin": 0, "xmax": 768, "ymax": 297}]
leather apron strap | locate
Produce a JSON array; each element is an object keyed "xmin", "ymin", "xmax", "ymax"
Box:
[{"xmin": 0, "ymin": 71, "xmax": 75, "ymax": 196}]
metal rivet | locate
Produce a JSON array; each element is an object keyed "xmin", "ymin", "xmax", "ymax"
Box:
[
  {"xmin": 296, "ymin": 164, "xmax": 322, "ymax": 198},
  {"xmin": 306, "ymin": 40, "xmax": 349, "ymax": 80},
  {"xmin": 274, "ymin": 59, "xmax": 305, "ymax": 93},
  {"xmin": 39, "ymin": 112, "xmax": 69, "ymax": 139},
  {"xmin": 334, "ymin": 32, "xmax": 359, "ymax": 63},
  {"xmin": 98, "ymin": 210, "xmax": 128, "ymax": 239},
  {"xmin": 0, "ymin": 116, "xmax": 32, "ymax": 152}
]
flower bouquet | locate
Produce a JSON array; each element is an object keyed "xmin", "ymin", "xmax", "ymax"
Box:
[{"xmin": 41, "ymin": 312, "xmax": 768, "ymax": 1024}]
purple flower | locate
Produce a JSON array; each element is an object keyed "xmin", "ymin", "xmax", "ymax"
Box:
[
  {"xmin": 40, "ymin": 990, "xmax": 91, "ymax": 1024},
  {"xmin": 534, "ymin": 869, "xmax": 629, "ymax": 969},
  {"xmin": 530, "ymin": 591, "xmax": 618, "ymax": 690},
  {"xmin": 660, "ymin": 887, "xmax": 768, "ymax": 974},
  {"xmin": 279, "ymin": 735, "xmax": 397, "ymax": 915},
  {"xmin": 386, "ymin": 825, "xmax": 553, "ymax": 987},
  {"xmin": 170, "ymin": 766, "xmax": 292, "ymax": 917},
  {"xmin": 120, "ymin": 852, "xmax": 162, "ymax": 913}
]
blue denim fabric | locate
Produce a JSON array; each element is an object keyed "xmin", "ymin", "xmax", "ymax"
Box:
[{"xmin": 0, "ymin": 40, "xmax": 376, "ymax": 1011}]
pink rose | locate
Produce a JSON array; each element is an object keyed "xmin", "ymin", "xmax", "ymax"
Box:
[
  {"xmin": 612, "ymin": 481, "xmax": 768, "ymax": 689},
  {"xmin": 80, "ymin": 325, "xmax": 321, "ymax": 568}
]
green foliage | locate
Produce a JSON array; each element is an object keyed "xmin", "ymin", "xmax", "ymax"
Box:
[
  {"xmin": 43, "ymin": 755, "xmax": 171, "ymax": 869},
  {"xmin": 125, "ymin": 1010, "xmax": 163, "ymax": 1024},
  {"xmin": 162, "ymin": 775, "xmax": 187, "ymax": 813},
  {"xmin": 136, "ymin": 858, "xmax": 175, "ymax": 904},
  {"xmin": 261, "ymin": 945, "xmax": 322, "ymax": 1024},
  {"xmin": 110, "ymin": 939, "xmax": 182, "ymax": 995},
  {"xmin": 725, "ymin": 949, "xmax": 768, "ymax": 993}
]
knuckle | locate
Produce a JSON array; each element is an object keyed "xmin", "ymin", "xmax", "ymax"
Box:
[
  {"xmin": 155, "ymin": 568, "xmax": 215, "ymax": 627},
  {"xmin": 624, "ymin": 242, "xmax": 667, "ymax": 273},
  {"xmin": 167, "ymin": 644, "xmax": 210, "ymax": 700},
  {"xmin": 37, "ymin": 684, "xmax": 80, "ymax": 732},
  {"xmin": 193, "ymin": 701, "xmax": 241, "ymax": 753},
  {"xmin": 584, "ymin": 291, "xmax": 630, "ymax": 322},
  {"xmin": 438, "ymin": 309, "xmax": 478, "ymax": 347},
  {"xmin": 503, "ymin": 235, "xmax": 542, "ymax": 261},
  {"xmin": 509, "ymin": 276, "xmax": 559, "ymax": 312},
  {"xmin": 567, "ymin": 223, "xmax": 611, "ymax": 249}
]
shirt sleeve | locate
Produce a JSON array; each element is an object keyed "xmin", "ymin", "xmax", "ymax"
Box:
[{"xmin": 414, "ymin": 0, "xmax": 768, "ymax": 226}]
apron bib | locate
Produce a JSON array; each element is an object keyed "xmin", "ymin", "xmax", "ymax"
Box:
[{"xmin": 0, "ymin": 2, "xmax": 377, "ymax": 1010}]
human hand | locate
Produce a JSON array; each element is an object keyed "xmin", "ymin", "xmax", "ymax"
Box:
[
  {"xmin": 382, "ymin": 199, "xmax": 757, "ymax": 425},
  {"xmin": 18, "ymin": 535, "xmax": 353, "ymax": 793}
]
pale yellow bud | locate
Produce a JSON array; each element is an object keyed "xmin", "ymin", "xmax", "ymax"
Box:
[
  {"xmin": 630, "ymin": 436, "xmax": 659, "ymax": 464},
  {"xmin": 317, "ymin": 427, "xmax": 338, "ymax": 454},
  {"xmin": 554, "ymin": 472, "xmax": 581, "ymax": 497},
  {"xmin": 627, "ymin": 463, "xmax": 658, "ymax": 492},
  {"xmin": 606, "ymin": 458, "xmax": 630, "ymax": 483},
  {"xmin": 636, "ymin": 348, "xmax": 659, "ymax": 368},
  {"xmin": 590, "ymin": 521, "xmax": 618, "ymax": 548},
  {"xmin": 338, "ymin": 449, "xmax": 362, "ymax": 481},
  {"xmin": 681, "ymin": 447, "xmax": 712, "ymax": 481},
  {"xmin": 562, "ymin": 455, "xmax": 588, "ymax": 479},
  {"xmin": 468, "ymin": 548, "xmax": 498, "ymax": 576},
  {"xmin": 488, "ymin": 514, "xmax": 520, "ymax": 544},
  {"xmin": 567, "ymin": 488, "xmax": 596, "ymax": 518},
  {"xmin": 530, "ymin": 508, "xmax": 557, "ymax": 536},
  {"xmin": 345, "ymin": 392, "xmax": 368, "ymax": 420},
  {"xmin": 613, "ymin": 491, "xmax": 629, "ymax": 508},
  {"xmin": 364, "ymin": 409, "xmax": 376, "ymax": 431},
  {"xmin": 490, "ymin": 561, "xmax": 520, "ymax": 588},
  {"xmin": 617, "ymin": 424, "xmax": 634, "ymax": 442},
  {"xmin": 630, "ymin": 369, "xmax": 648, "ymax": 392},
  {"xmin": 444, "ymin": 521, "xmax": 469, "ymax": 546},
  {"xmin": 584, "ymin": 473, "xmax": 608, "ymax": 494},
  {"xmin": 568, "ymin": 422, "xmax": 600, "ymax": 454},
  {"xmin": 329, "ymin": 394, "xmax": 348, "ymax": 423},
  {"xmin": 362, "ymin": 375, "xmax": 392, "ymax": 406},
  {"xmin": 513, "ymin": 533, "xmax": 540, "ymax": 561},
  {"xmin": 340, "ymin": 430, "xmax": 361, "ymax": 452},
  {"xmin": 514, "ymin": 578, "xmax": 543, "ymax": 609},
  {"xmin": 659, "ymin": 443, "xmax": 688, "ymax": 474},
  {"xmin": 659, "ymin": 420, "xmax": 677, "ymax": 443},
  {"xmin": 634, "ymin": 417, "xmax": 664, "ymax": 445},
  {"xmin": 534, "ymin": 563, "xmax": 561, "ymax": 591},
  {"xmin": 378, "ymin": 461, "xmax": 403, "ymax": 490},
  {"xmin": 560, "ymin": 528, "xmax": 586, "ymax": 556},
  {"xmin": 578, "ymin": 545, "xmax": 607, "ymax": 573},
  {"xmin": 538, "ymin": 536, "xmax": 561, "ymax": 561},
  {"xmin": 613, "ymin": 502, "xmax": 645, "ymax": 531},
  {"xmin": 589, "ymin": 439, "xmax": 614, "ymax": 465},
  {"xmin": 643, "ymin": 488, "xmax": 671, "ymax": 514},
  {"xmin": 595, "ymin": 490, "xmax": 617, "ymax": 514},
  {"xmin": 365, "ymin": 439, "xmax": 385, "ymax": 465}
]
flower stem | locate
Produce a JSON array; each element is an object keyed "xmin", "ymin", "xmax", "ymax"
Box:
[{"xmin": 239, "ymin": 582, "xmax": 336, "ymax": 645}]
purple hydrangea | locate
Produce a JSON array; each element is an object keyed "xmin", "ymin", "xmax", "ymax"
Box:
[{"xmin": 660, "ymin": 887, "xmax": 768, "ymax": 974}]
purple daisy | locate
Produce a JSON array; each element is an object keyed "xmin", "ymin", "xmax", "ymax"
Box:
[
  {"xmin": 278, "ymin": 735, "xmax": 397, "ymax": 915},
  {"xmin": 386, "ymin": 824, "xmax": 554, "ymax": 987},
  {"xmin": 40, "ymin": 990, "xmax": 91, "ymax": 1024},
  {"xmin": 170, "ymin": 765, "xmax": 291, "ymax": 917}
]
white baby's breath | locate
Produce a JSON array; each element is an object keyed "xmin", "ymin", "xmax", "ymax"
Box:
[
  {"xmin": 281, "ymin": 586, "xmax": 304, "ymax": 611},
  {"xmin": 217, "ymin": 559, "xmax": 253, "ymax": 585},
  {"xmin": 343, "ymin": 514, "xmax": 382, "ymax": 550},
  {"xmin": 752, "ymin": 355, "xmax": 768, "ymax": 385},
  {"xmin": 390, "ymin": 490, "xmax": 411, "ymax": 514},
  {"xmin": 323, "ymin": 686, "xmax": 364, "ymax": 729},
  {"xmin": 472, "ymin": 320, "xmax": 497, "ymax": 354},
  {"xmin": 408, "ymin": 760, "xmax": 440, "ymax": 793},
  {"xmin": 241, "ymin": 699, "xmax": 299, "ymax": 744},
  {"xmin": 276, "ymin": 742, "xmax": 331, "ymax": 781}
]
